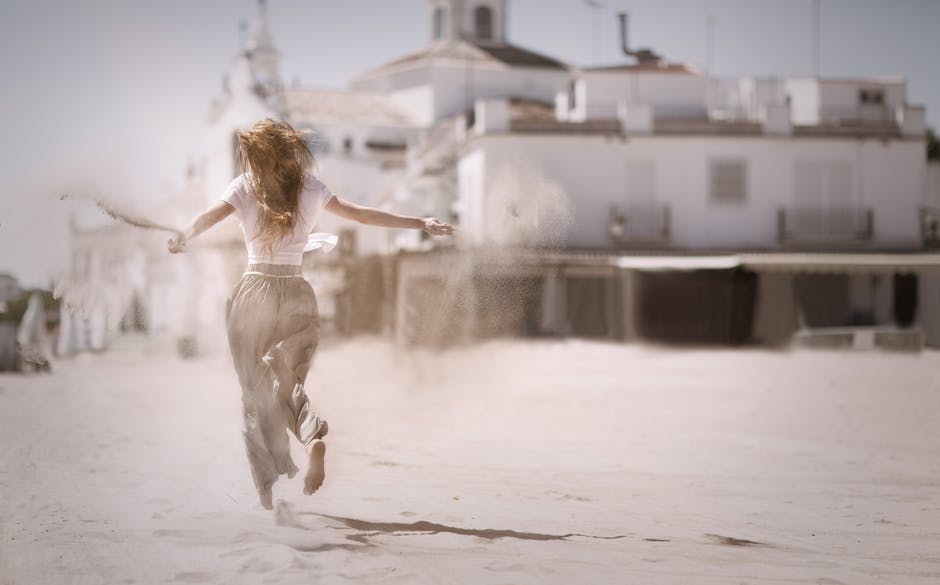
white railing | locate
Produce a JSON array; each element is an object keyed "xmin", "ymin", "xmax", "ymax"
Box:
[
  {"xmin": 778, "ymin": 207, "xmax": 873, "ymax": 245},
  {"xmin": 818, "ymin": 106, "xmax": 898, "ymax": 125},
  {"xmin": 609, "ymin": 204, "xmax": 670, "ymax": 246}
]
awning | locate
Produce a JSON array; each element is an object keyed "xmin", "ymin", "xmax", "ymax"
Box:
[
  {"xmin": 614, "ymin": 256, "xmax": 741, "ymax": 271},
  {"xmin": 738, "ymin": 253, "xmax": 940, "ymax": 274},
  {"xmin": 424, "ymin": 249, "xmax": 940, "ymax": 275},
  {"xmin": 609, "ymin": 252, "xmax": 940, "ymax": 274}
]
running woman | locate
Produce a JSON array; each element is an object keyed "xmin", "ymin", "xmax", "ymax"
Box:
[{"xmin": 168, "ymin": 118, "xmax": 454, "ymax": 509}]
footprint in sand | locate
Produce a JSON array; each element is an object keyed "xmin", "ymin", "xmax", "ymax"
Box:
[
  {"xmin": 370, "ymin": 460, "xmax": 402, "ymax": 468},
  {"xmin": 547, "ymin": 490, "xmax": 593, "ymax": 502}
]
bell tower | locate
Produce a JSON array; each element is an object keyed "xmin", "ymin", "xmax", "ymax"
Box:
[
  {"xmin": 430, "ymin": 0, "xmax": 507, "ymax": 44},
  {"xmin": 243, "ymin": 0, "xmax": 281, "ymax": 97}
]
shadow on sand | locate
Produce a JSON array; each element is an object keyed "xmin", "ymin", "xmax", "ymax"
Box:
[
  {"xmin": 303, "ymin": 512, "xmax": 628, "ymax": 542},
  {"xmin": 278, "ymin": 503, "xmax": 769, "ymax": 552}
]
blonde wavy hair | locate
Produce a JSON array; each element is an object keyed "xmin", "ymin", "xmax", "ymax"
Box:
[{"xmin": 236, "ymin": 118, "xmax": 314, "ymax": 253}]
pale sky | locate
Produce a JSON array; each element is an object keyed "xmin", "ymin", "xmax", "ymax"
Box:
[{"xmin": 1, "ymin": 0, "xmax": 938, "ymax": 286}]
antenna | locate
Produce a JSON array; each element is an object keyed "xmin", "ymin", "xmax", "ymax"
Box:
[
  {"xmin": 706, "ymin": 13, "xmax": 715, "ymax": 76},
  {"xmin": 706, "ymin": 13, "xmax": 715, "ymax": 117},
  {"xmin": 812, "ymin": 0, "xmax": 821, "ymax": 77},
  {"xmin": 584, "ymin": 0, "xmax": 606, "ymax": 65}
]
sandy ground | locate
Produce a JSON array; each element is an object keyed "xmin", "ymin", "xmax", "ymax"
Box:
[{"xmin": 1, "ymin": 337, "xmax": 939, "ymax": 585}]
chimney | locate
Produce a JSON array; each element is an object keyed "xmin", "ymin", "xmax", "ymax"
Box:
[{"xmin": 617, "ymin": 12, "xmax": 663, "ymax": 66}]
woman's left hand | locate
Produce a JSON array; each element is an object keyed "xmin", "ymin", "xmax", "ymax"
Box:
[
  {"xmin": 422, "ymin": 217, "xmax": 455, "ymax": 236},
  {"xmin": 167, "ymin": 232, "xmax": 188, "ymax": 254}
]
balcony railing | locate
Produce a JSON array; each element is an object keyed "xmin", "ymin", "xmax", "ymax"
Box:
[
  {"xmin": 777, "ymin": 207, "xmax": 874, "ymax": 245},
  {"xmin": 819, "ymin": 105, "xmax": 897, "ymax": 125},
  {"xmin": 921, "ymin": 206, "xmax": 940, "ymax": 248},
  {"xmin": 609, "ymin": 204, "xmax": 671, "ymax": 247}
]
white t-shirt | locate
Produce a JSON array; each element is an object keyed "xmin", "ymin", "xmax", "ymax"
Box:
[{"xmin": 220, "ymin": 172, "xmax": 335, "ymax": 265}]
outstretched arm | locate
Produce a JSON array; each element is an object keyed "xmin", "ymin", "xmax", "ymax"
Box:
[
  {"xmin": 167, "ymin": 201, "xmax": 235, "ymax": 253},
  {"xmin": 325, "ymin": 196, "xmax": 454, "ymax": 236}
]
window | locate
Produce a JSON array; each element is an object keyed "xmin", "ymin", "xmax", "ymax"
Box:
[
  {"xmin": 709, "ymin": 159, "xmax": 747, "ymax": 205},
  {"xmin": 433, "ymin": 7, "xmax": 445, "ymax": 40},
  {"xmin": 474, "ymin": 5, "xmax": 493, "ymax": 40},
  {"xmin": 792, "ymin": 160, "xmax": 859, "ymax": 236},
  {"xmin": 859, "ymin": 88, "xmax": 884, "ymax": 105},
  {"xmin": 794, "ymin": 160, "xmax": 853, "ymax": 208},
  {"xmin": 567, "ymin": 80, "xmax": 577, "ymax": 110}
]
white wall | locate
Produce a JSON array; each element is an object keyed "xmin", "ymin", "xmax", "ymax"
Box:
[
  {"xmin": 857, "ymin": 140, "xmax": 924, "ymax": 243},
  {"xmin": 708, "ymin": 78, "xmax": 788, "ymax": 121},
  {"xmin": 429, "ymin": 66, "xmax": 568, "ymax": 121},
  {"xmin": 564, "ymin": 71, "xmax": 708, "ymax": 122},
  {"xmin": 926, "ymin": 161, "xmax": 940, "ymax": 208},
  {"xmin": 818, "ymin": 79, "xmax": 906, "ymax": 123},
  {"xmin": 391, "ymin": 86, "xmax": 436, "ymax": 126},
  {"xmin": 457, "ymin": 148, "xmax": 486, "ymax": 245},
  {"xmin": 356, "ymin": 64, "xmax": 568, "ymax": 124},
  {"xmin": 312, "ymin": 155, "xmax": 409, "ymax": 257},
  {"xmin": 204, "ymin": 91, "xmax": 273, "ymax": 206},
  {"xmin": 785, "ymin": 79, "xmax": 821, "ymax": 125},
  {"xmin": 708, "ymin": 78, "xmax": 752, "ymax": 121},
  {"xmin": 354, "ymin": 66, "xmax": 431, "ymax": 94},
  {"xmin": 293, "ymin": 118, "xmax": 417, "ymax": 161},
  {"xmin": 783, "ymin": 78, "xmax": 906, "ymax": 126},
  {"xmin": 459, "ymin": 133, "xmax": 926, "ymax": 250}
]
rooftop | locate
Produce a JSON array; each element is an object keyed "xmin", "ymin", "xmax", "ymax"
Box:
[
  {"xmin": 353, "ymin": 40, "xmax": 568, "ymax": 82},
  {"xmin": 581, "ymin": 62, "xmax": 701, "ymax": 75},
  {"xmin": 284, "ymin": 88, "xmax": 419, "ymax": 128}
]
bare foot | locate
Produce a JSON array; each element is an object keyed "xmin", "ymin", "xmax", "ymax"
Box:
[
  {"xmin": 304, "ymin": 439, "xmax": 326, "ymax": 495},
  {"xmin": 259, "ymin": 485, "xmax": 274, "ymax": 510}
]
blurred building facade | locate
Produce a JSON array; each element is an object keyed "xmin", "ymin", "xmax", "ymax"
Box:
[
  {"xmin": 0, "ymin": 273, "xmax": 23, "ymax": 370},
  {"xmin": 63, "ymin": 0, "xmax": 940, "ymax": 352}
]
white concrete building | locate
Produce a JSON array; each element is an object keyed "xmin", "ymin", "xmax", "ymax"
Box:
[
  {"xmin": 461, "ymin": 66, "xmax": 928, "ymax": 252},
  {"xmin": 203, "ymin": 0, "xmax": 570, "ymax": 257},
  {"xmin": 454, "ymin": 76, "xmax": 935, "ymax": 342},
  {"xmin": 61, "ymin": 0, "xmax": 938, "ymax": 353},
  {"xmin": 195, "ymin": 0, "xmax": 940, "ymax": 347}
]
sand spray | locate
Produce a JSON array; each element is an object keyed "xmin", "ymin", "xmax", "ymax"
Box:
[{"xmin": 405, "ymin": 155, "xmax": 572, "ymax": 356}]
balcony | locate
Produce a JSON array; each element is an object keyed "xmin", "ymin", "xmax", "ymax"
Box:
[
  {"xmin": 820, "ymin": 105, "xmax": 897, "ymax": 125},
  {"xmin": 921, "ymin": 206, "xmax": 940, "ymax": 248},
  {"xmin": 778, "ymin": 207, "xmax": 874, "ymax": 246},
  {"xmin": 609, "ymin": 204, "xmax": 671, "ymax": 247},
  {"xmin": 795, "ymin": 106, "xmax": 902, "ymax": 138}
]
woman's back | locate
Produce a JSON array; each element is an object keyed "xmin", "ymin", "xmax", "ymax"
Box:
[
  {"xmin": 221, "ymin": 172, "xmax": 335, "ymax": 265},
  {"xmin": 165, "ymin": 118, "xmax": 453, "ymax": 508}
]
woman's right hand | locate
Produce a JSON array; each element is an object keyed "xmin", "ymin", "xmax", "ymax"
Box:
[
  {"xmin": 167, "ymin": 232, "xmax": 187, "ymax": 254},
  {"xmin": 421, "ymin": 217, "xmax": 455, "ymax": 236}
]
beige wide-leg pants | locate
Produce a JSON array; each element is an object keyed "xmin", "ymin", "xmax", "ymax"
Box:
[{"xmin": 225, "ymin": 263, "xmax": 328, "ymax": 496}]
